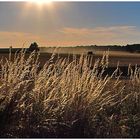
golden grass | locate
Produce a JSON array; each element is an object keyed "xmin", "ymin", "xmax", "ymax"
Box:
[{"xmin": 0, "ymin": 50, "xmax": 139, "ymax": 138}]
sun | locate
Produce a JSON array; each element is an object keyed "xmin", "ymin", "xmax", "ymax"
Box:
[
  {"xmin": 27, "ymin": 0, "xmax": 53, "ymax": 11},
  {"xmin": 22, "ymin": 0, "xmax": 54, "ymax": 17},
  {"xmin": 29, "ymin": 0, "xmax": 53, "ymax": 6}
]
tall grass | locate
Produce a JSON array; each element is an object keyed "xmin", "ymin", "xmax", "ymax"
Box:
[{"xmin": 0, "ymin": 51, "xmax": 139, "ymax": 138}]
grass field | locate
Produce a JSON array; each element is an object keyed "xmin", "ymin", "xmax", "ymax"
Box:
[{"xmin": 0, "ymin": 51, "xmax": 140, "ymax": 138}]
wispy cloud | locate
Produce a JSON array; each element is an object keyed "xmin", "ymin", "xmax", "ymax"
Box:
[
  {"xmin": 0, "ymin": 26, "xmax": 140, "ymax": 47},
  {"xmin": 61, "ymin": 26, "xmax": 136, "ymax": 37},
  {"xmin": 0, "ymin": 31, "xmax": 43, "ymax": 48},
  {"xmin": 58, "ymin": 26, "xmax": 140, "ymax": 45}
]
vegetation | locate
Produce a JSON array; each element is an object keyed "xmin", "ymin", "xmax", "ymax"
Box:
[
  {"xmin": 0, "ymin": 50, "xmax": 139, "ymax": 138},
  {"xmin": 126, "ymin": 44, "xmax": 140, "ymax": 53},
  {"xmin": 28, "ymin": 42, "xmax": 40, "ymax": 52},
  {"xmin": 0, "ymin": 42, "xmax": 39, "ymax": 54},
  {"xmin": 1, "ymin": 43, "xmax": 140, "ymax": 54}
]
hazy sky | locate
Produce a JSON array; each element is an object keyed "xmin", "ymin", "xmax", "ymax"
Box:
[{"xmin": 0, "ymin": 2, "xmax": 140, "ymax": 48}]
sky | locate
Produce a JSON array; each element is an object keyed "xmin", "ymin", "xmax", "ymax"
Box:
[{"xmin": 0, "ymin": 1, "xmax": 140, "ymax": 48}]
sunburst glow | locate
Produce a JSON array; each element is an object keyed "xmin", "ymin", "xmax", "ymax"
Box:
[
  {"xmin": 29, "ymin": 0, "xmax": 53, "ymax": 6},
  {"xmin": 25, "ymin": 0, "xmax": 54, "ymax": 12}
]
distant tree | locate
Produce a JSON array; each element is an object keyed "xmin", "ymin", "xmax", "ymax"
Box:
[
  {"xmin": 28, "ymin": 42, "xmax": 39, "ymax": 52},
  {"xmin": 126, "ymin": 44, "xmax": 140, "ymax": 53}
]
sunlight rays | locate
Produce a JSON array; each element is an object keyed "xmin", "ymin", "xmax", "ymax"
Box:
[
  {"xmin": 26, "ymin": 0, "xmax": 53, "ymax": 11},
  {"xmin": 28, "ymin": 0, "xmax": 53, "ymax": 9},
  {"xmin": 21, "ymin": 0, "xmax": 55, "ymax": 19}
]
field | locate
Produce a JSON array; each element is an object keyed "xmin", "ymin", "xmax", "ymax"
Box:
[
  {"xmin": 1, "ymin": 50, "xmax": 140, "ymax": 66},
  {"xmin": 0, "ymin": 50, "xmax": 140, "ymax": 138}
]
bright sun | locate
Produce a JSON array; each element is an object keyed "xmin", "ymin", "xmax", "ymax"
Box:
[
  {"xmin": 29, "ymin": 0, "xmax": 53, "ymax": 6},
  {"xmin": 22, "ymin": 0, "xmax": 55, "ymax": 18}
]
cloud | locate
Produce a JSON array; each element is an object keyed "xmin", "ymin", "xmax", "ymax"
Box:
[
  {"xmin": 0, "ymin": 31, "xmax": 72, "ymax": 48},
  {"xmin": 60, "ymin": 26, "xmax": 137, "ymax": 38},
  {"xmin": 57, "ymin": 26, "xmax": 140, "ymax": 45},
  {"xmin": 0, "ymin": 25, "xmax": 140, "ymax": 47},
  {"xmin": 0, "ymin": 31, "xmax": 49, "ymax": 48}
]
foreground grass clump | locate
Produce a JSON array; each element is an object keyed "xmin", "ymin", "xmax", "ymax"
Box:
[{"xmin": 0, "ymin": 51, "xmax": 139, "ymax": 138}]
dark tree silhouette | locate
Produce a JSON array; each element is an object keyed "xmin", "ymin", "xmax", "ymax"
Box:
[
  {"xmin": 28, "ymin": 42, "xmax": 39, "ymax": 52},
  {"xmin": 126, "ymin": 44, "xmax": 140, "ymax": 53}
]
